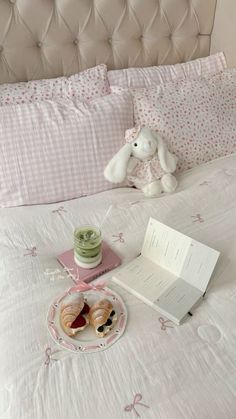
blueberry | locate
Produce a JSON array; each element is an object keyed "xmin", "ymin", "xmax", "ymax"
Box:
[
  {"xmin": 97, "ymin": 326, "xmax": 104, "ymax": 333},
  {"xmin": 110, "ymin": 310, "xmax": 115, "ymax": 317},
  {"xmin": 105, "ymin": 318, "xmax": 112, "ymax": 326}
]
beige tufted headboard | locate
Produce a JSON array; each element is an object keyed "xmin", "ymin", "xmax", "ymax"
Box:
[{"xmin": 0, "ymin": 0, "xmax": 233, "ymax": 84}]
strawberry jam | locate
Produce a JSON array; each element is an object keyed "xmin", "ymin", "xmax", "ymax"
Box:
[
  {"xmin": 71, "ymin": 314, "xmax": 86, "ymax": 329},
  {"xmin": 80, "ymin": 303, "xmax": 90, "ymax": 315},
  {"xmin": 70, "ymin": 303, "xmax": 90, "ymax": 329}
]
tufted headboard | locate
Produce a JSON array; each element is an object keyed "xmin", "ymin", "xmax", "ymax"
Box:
[{"xmin": 0, "ymin": 0, "xmax": 233, "ymax": 84}]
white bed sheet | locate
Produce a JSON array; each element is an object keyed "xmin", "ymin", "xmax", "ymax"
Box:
[{"xmin": 1, "ymin": 154, "xmax": 236, "ymax": 419}]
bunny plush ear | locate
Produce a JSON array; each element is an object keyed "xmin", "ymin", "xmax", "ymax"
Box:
[
  {"xmin": 104, "ymin": 143, "xmax": 132, "ymax": 183},
  {"xmin": 154, "ymin": 132, "xmax": 177, "ymax": 173}
]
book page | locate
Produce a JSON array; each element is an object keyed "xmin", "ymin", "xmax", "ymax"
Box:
[
  {"xmin": 113, "ymin": 255, "xmax": 177, "ymax": 302},
  {"xmin": 141, "ymin": 218, "xmax": 191, "ymax": 276},
  {"xmin": 154, "ymin": 278, "xmax": 203, "ymax": 323},
  {"xmin": 141, "ymin": 218, "xmax": 220, "ymax": 292},
  {"xmin": 180, "ymin": 240, "xmax": 220, "ymax": 292}
]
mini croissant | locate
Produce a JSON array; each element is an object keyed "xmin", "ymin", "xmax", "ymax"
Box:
[
  {"xmin": 89, "ymin": 299, "xmax": 117, "ymax": 337},
  {"xmin": 60, "ymin": 293, "xmax": 90, "ymax": 337}
]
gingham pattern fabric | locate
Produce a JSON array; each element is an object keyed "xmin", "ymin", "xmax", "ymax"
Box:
[
  {"xmin": 0, "ymin": 92, "xmax": 133, "ymax": 207},
  {"xmin": 0, "ymin": 64, "xmax": 110, "ymax": 106},
  {"xmin": 108, "ymin": 52, "xmax": 227, "ymax": 88}
]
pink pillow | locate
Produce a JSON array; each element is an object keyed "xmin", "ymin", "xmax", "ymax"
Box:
[
  {"xmin": 108, "ymin": 53, "xmax": 226, "ymax": 88},
  {"xmin": 0, "ymin": 64, "xmax": 110, "ymax": 106},
  {"xmin": 0, "ymin": 92, "xmax": 133, "ymax": 207},
  {"xmin": 133, "ymin": 69, "xmax": 236, "ymax": 173}
]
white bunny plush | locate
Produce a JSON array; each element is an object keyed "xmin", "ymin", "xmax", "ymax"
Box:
[{"xmin": 104, "ymin": 126, "xmax": 178, "ymax": 197}]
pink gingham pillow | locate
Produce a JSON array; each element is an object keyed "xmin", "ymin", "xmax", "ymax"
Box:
[
  {"xmin": 108, "ymin": 53, "xmax": 226, "ymax": 88},
  {"xmin": 0, "ymin": 92, "xmax": 133, "ymax": 207},
  {"xmin": 0, "ymin": 64, "xmax": 110, "ymax": 106},
  {"xmin": 133, "ymin": 69, "xmax": 236, "ymax": 173}
]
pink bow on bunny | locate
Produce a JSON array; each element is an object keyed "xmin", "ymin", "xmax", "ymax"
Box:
[{"xmin": 125, "ymin": 126, "xmax": 141, "ymax": 143}]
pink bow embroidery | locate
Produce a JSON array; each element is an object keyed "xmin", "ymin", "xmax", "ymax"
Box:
[
  {"xmin": 44, "ymin": 347, "xmax": 58, "ymax": 366},
  {"xmin": 159, "ymin": 317, "xmax": 174, "ymax": 331},
  {"xmin": 191, "ymin": 214, "xmax": 204, "ymax": 223},
  {"xmin": 124, "ymin": 394, "xmax": 149, "ymax": 417},
  {"xmin": 52, "ymin": 206, "xmax": 67, "ymax": 216},
  {"xmin": 24, "ymin": 246, "xmax": 37, "ymax": 257},
  {"xmin": 112, "ymin": 233, "xmax": 124, "ymax": 243},
  {"xmin": 199, "ymin": 181, "xmax": 210, "ymax": 186}
]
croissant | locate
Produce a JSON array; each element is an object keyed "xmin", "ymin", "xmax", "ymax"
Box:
[
  {"xmin": 60, "ymin": 293, "xmax": 90, "ymax": 337},
  {"xmin": 89, "ymin": 299, "xmax": 117, "ymax": 337}
]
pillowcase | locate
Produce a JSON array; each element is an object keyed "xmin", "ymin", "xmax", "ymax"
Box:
[
  {"xmin": 133, "ymin": 69, "xmax": 236, "ymax": 173},
  {"xmin": 0, "ymin": 92, "xmax": 133, "ymax": 207},
  {"xmin": 0, "ymin": 64, "xmax": 110, "ymax": 106},
  {"xmin": 108, "ymin": 53, "xmax": 226, "ymax": 88}
]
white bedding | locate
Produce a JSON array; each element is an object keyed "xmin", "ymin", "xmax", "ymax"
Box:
[{"xmin": 1, "ymin": 154, "xmax": 236, "ymax": 419}]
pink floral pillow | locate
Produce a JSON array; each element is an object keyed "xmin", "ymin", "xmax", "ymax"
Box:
[
  {"xmin": 133, "ymin": 69, "xmax": 236, "ymax": 173},
  {"xmin": 0, "ymin": 92, "xmax": 133, "ymax": 207},
  {"xmin": 108, "ymin": 53, "xmax": 226, "ymax": 88},
  {"xmin": 0, "ymin": 64, "xmax": 110, "ymax": 106}
]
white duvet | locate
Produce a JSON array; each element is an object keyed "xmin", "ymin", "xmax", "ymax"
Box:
[{"xmin": 1, "ymin": 155, "xmax": 236, "ymax": 419}]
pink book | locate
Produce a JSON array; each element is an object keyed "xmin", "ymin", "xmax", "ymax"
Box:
[{"xmin": 57, "ymin": 241, "xmax": 122, "ymax": 284}]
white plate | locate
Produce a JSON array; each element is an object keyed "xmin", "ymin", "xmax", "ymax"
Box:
[{"xmin": 47, "ymin": 286, "xmax": 127, "ymax": 353}]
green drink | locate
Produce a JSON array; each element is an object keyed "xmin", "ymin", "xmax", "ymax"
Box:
[{"xmin": 74, "ymin": 225, "xmax": 102, "ymax": 269}]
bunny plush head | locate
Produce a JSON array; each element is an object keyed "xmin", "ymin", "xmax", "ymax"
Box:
[
  {"xmin": 104, "ymin": 126, "xmax": 177, "ymax": 179},
  {"xmin": 125, "ymin": 126, "xmax": 158, "ymax": 161}
]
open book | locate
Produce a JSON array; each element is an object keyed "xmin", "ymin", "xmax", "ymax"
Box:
[{"xmin": 112, "ymin": 218, "xmax": 220, "ymax": 325}]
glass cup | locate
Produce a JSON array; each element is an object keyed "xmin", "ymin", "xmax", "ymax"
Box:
[{"xmin": 74, "ymin": 225, "xmax": 102, "ymax": 269}]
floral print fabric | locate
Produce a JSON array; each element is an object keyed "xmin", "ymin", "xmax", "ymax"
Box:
[
  {"xmin": 133, "ymin": 69, "xmax": 236, "ymax": 173},
  {"xmin": 0, "ymin": 64, "xmax": 110, "ymax": 106}
]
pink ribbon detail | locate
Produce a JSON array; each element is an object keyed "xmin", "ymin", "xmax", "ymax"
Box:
[
  {"xmin": 112, "ymin": 233, "xmax": 124, "ymax": 243},
  {"xmin": 125, "ymin": 126, "xmax": 141, "ymax": 143},
  {"xmin": 124, "ymin": 394, "xmax": 149, "ymax": 417},
  {"xmin": 159, "ymin": 317, "xmax": 174, "ymax": 331},
  {"xmin": 71, "ymin": 280, "xmax": 106, "ymax": 293}
]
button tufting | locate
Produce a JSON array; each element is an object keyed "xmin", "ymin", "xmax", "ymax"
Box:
[{"xmin": 0, "ymin": 0, "xmax": 216, "ymax": 84}]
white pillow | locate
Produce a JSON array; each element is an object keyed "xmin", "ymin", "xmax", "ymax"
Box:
[{"xmin": 108, "ymin": 53, "xmax": 226, "ymax": 88}]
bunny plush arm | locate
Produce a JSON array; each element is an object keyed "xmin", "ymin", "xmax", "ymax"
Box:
[{"xmin": 104, "ymin": 127, "xmax": 178, "ymax": 197}]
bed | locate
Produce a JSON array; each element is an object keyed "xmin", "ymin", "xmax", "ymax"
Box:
[{"xmin": 0, "ymin": 1, "xmax": 236, "ymax": 418}]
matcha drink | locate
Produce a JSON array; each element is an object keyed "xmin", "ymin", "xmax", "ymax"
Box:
[{"xmin": 74, "ymin": 226, "xmax": 102, "ymax": 269}]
